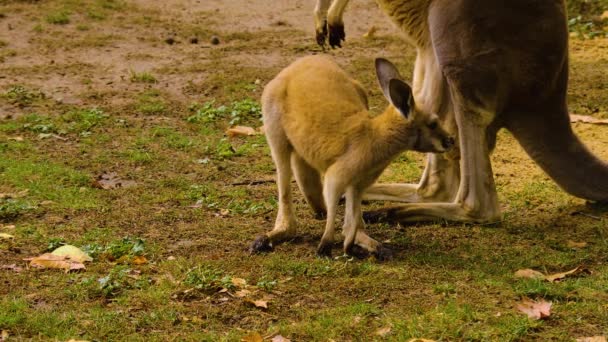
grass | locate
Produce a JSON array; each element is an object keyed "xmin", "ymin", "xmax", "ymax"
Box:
[{"xmin": 1, "ymin": 0, "xmax": 608, "ymax": 340}]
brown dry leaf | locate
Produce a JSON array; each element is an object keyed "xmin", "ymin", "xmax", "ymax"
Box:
[
  {"xmin": 1, "ymin": 330, "xmax": 8, "ymax": 342},
  {"xmin": 235, "ymin": 289, "xmax": 252, "ymax": 298},
  {"xmin": 407, "ymin": 339, "xmax": 436, "ymax": 342},
  {"xmin": 245, "ymin": 298, "xmax": 268, "ymax": 309},
  {"xmin": 92, "ymin": 172, "xmax": 137, "ymax": 190},
  {"xmin": 601, "ymin": 10, "xmax": 608, "ymax": 20},
  {"xmin": 51, "ymin": 245, "xmax": 93, "ymax": 263},
  {"xmin": 567, "ymin": 240, "xmax": 588, "ymax": 249},
  {"xmin": 0, "ymin": 189, "xmax": 29, "ymax": 199},
  {"xmin": 271, "ymin": 335, "xmax": 291, "ymax": 342},
  {"xmin": 231, "ymin": 277, "xmax": 247, "ymax": 287},
  {"xmin": 576, "ymin": 336, "xmax": 607, "ymax": 342},
  {"xmin": 514, "ymin": 269, "xmax": 545, "ymax": 280},
  {"xmin": 375, "ymin": 326, "xmax": 392, "ymax": 337},
  {"xmin": 241, "ymin": 332, "xmax": 263, "ymax": 342},
  {"xmin": 8, "ymin": 136, "xmax": 24, "ymax": 141},
  {"xmin": 570, "ymin": 114, "xmax": 608, "ymax": 125},
  {"xmin": 226, "ymin": 126, "xmax": 261, "ymax": 137},
  {"xmin": 132, "ymin": 255, "xmax": 148, "ymax": 265},
  {"xmin": 26, "ymin": 253, "xmax": 85, "ymax": 272},
  {"xmin": 516, "ymin": 298, "xmax": 552, "ymax": 320},
  {"xmin": 545, "ymin": 266, "xmax": 587, "ymax": 282}
]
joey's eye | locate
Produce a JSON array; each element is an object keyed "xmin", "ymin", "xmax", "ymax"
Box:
[{"xmin": 428, "ymin": 121, "xmax": 438, "ymax": 130}]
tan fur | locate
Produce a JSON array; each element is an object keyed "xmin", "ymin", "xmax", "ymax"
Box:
[
  {"xmin": 252, "ymin": 55, "xmax": 452, "ymax": 258},
  {"xmin": 315, "ymin": 0, "xmax": 608, "ymax": 224}
]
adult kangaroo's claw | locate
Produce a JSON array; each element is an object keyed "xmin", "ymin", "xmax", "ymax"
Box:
[
  {"xmin": 316, "ymin": 20, "xmax": 328, "ymax": 47},
  {"xmin": 249, "ymin": 235, "xmax": 273, "ymax": 254},
  {"xmin": 328, "ymin": 23, "xmax": 345, "ymax": 48}
]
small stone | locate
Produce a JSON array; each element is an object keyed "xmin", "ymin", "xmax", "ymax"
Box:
[
  {"xmin": 165, "ymin": 36, "xmax": 176, "ymax": 45},
  {"xmin": 189, "ymin": 36, "xmax": 198, "ymax": 44},
  {"xmin": 210, "ymin": 36, "xmax": 220, "ymax": 45}
]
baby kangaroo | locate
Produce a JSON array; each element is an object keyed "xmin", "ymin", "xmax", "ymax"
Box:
[{"xmin": 250, "ymin": 55, "xmax": 453, "ymax": 259}]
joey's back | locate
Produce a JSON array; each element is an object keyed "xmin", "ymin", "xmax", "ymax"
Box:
[{"xmin": 263, "ymin": 55, "xmax": 371, "ymax": 170}]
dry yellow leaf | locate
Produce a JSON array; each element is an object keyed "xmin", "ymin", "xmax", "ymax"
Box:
[
  {"xmin": 576, "ymin": 337, "xmax": 607, "ymax": 342},
  {"xmin": 375, "ymin": 326, "xmax": 392, "ymax": 337},
  {"xmin": 241, "ymin": 332, "xmax": 263, "ymax": 342},
  {"xmin": 514, "ymin": 269, "xmax": 545, "ymax": 280},
  {"xmin": 566, "ymin": 240, "xmax": 588, "ymax": 249},
  {"xmin": 363, "ymin": 26, "xmax": 377, "ymax": 38},
  {"xmin": 516, "ymin": 298, "xmax": 552, "ymax": 320},
  {"xmin": 545, "ymin": 266, "xmax": 585, "ymax": 282},
  {"xmin": 235, "ymin": 289, "xmax": 252, "ymax": 298},
  {"xmin": 0, "ymin": 233, "xmax": 14, "ymax": 240},
  {"xmin": 231, "ymin": 277, "xmax": 247, "ymax": 287},
  {"xmin": 226, "ymin": 126, "xmax": 261, "ymax": 137},
  {"xmin": 26, "ymin": 253, "xmax": 85, "ymax": 272},
  {"xmin": 51, "ymin": 245, "xmax": 93, "ymax": 263},
  {"xmin": 570, "ymin": 114, "xmax": 608, "ymax": 125},
  {"xmin": 407, "ymin": 339, "xmax": 436, "ymax": 342},
  {"xmin": 132, "ymin": 255, "xmax": 148, "ymax": 265}
]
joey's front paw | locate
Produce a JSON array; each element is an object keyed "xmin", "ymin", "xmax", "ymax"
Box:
[
  {"xmin": 249, "ymin": 235, "xmax": 273, "ymax": 254},
  {"xmin": 328, "ymin": 23, "xmax": 345, "ymax": 48}
]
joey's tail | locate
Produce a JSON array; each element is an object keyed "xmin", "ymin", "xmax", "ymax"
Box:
[{"xmin": 508, "ymin": 110, "xmax": 608, "ymax": 202}]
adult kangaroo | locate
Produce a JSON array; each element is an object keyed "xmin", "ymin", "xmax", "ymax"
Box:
[{"xmin": 314, "ymin": 0, "xmax": 608, "ymax": 223}]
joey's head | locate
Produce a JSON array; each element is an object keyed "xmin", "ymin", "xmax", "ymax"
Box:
[{"xmin": 375, "ymin": 58, "xmax": 454, "ymax": 153}]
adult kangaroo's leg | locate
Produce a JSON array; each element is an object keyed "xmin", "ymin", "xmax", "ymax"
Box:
[
  {"xmin": 326, "ymin": 0, "xmax": 351, "ymax": 48},
  {"xmin": 314, "ymin": 0, "xmax": 331, "ymax": 46},
  {"xmin": 364, "ymin": 49, "xmax": 461, "ymax": 203}
]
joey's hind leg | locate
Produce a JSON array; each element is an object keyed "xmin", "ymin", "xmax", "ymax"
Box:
[
  {"xmin": 250, "ymin": 139, "xmax": 297, "ymax": 253},
  {"xmin": 317, "ymin": 167, "xmax": 347, "ymax": 258},
  {"xmin": 291, "ymin": 154, "xmax": 326, "ymax": 219}
]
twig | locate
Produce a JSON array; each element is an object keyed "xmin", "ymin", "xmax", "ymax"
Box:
[{"xmin": 231, "ymin": 179, "xmax": 275, "ymax": 186}]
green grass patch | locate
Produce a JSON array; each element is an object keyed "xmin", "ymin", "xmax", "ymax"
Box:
[{"xmin": 130, "ymin": 70, "xmax": 157, "ymax": 84}]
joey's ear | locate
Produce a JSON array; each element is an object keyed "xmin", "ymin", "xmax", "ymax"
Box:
[
  {"xmin": 375, "ymin": 58, "xmax": 404, "ymax": 100},
  {"xmin": 388, "ymin": 78, "xmax": 415, "ymax": 119}
]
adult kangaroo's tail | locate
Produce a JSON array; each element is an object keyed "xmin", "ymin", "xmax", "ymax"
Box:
[{"xmin": 508, "ymin": 110, "xmax": 608, "ymax": 202}]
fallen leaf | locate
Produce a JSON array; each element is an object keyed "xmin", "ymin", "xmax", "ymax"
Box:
[
  {"xmin": 514, "ymin": 269, "xmax": 545, "ymax": 280},
  {"xmin": 375, "ymin": 326, "xmax": 392, "ymax": 337},
  {"xmin": 570, "ymin": 114, "xmax": 608, "ymax": 125},
  {"xmin": 271, "ymin": 335, "xmax": 291, "ymax": 342},
  {"xmin": 1, "ymin": 330, "xmax": 8, "ymax": 342},
  {"xmin": 92, "ymin": 172, "xmax": 137, "ymax": 190},
  {"xmin": 516, "ymin": 298, "xmax": 552, "ymax": 320},
  {"xmin": 0, "ymin": 189, "xmax": 29, "ymax": 199},
  {"xmin": 576, "ymin": 336, "xmax": 607, "ymax": 342},
  {"xmin": 8, "ymin": 136, "xmax": 24, "ymax": 141},
  {"xmin": 1, "ymin": 264, "xmax": 23, "ymax": 272},
  {"xmin": 241, "ymin": 332, "xmax": 263, "ymax": 342},
  {"xmin": 51, "ymin": 245, "xmax": 93, "ymax": 263},
  {"xmin": 235, "ymin": 289, "xmax": 252, "ymax": 298},
  {"xmin": 231, "ymin": 277, "xmax": 247, "ymax": 287},
  {"xmin": 226, "ymin": 126, "xmax": 261, "ymax": 137},
  {"xmin": 0, "ymin": 233, "xmax": 14, "ymax": 240},
  {"xmin": 601, "ymin": 10, "xmax": 608, "ymax": 20},
  {"xmin": 363, "ymin": 26, "xmax": 377, "ymax": 38},
  {"xmin": 132, "ymin": 255, "xmax": 148, "ymax": 265},
  {"xmin": 1, "ymin": 225, "xmax": 16, "ymax": 230},
  {"xmin": 545, "ymin": 266, "xmax": 587, "ymax": 282},
  {"xmin": 566, "ymin": 240, "xmax": 588, "ymax": 249},
  {"xmin": 38, "ymin": 133, "xmax": 68, "ymax": 141},
  {"xmin": 245, "ymin": 298, "xmax": 268, "ymax": 309},
  {"xmin": 407, "ymin": 339, "xmax": 436, "ymax": 342},
  {"xmin": 25, "ymin": 253, "xmax": 86, "ymax": 272}
]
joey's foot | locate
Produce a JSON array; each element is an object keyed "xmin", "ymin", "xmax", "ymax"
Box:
[
  {"xmin": 316, "ymin": 243, "xmax": 333, "ymax": 258},
  {"xmin": 315, "ymin": 20, "xmax": 328, "ymax": 47},
  {"xmin": 328, "ymin": 23, "xmax": 345, "ymax": 48},
  {"xmin": 249, "ymin": 235, "xmax": 273, "ymax": 254},
  {"xmin": 372, "ymin": 244, "xmax": 393, "ymax": 262},
  {"xmin": 362, "ymin": 208, "xmax": 397, "ymax": 224}
]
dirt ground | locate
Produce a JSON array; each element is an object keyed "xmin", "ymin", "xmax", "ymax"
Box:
[{"xmin": 1, "ymin": 0, "xmax": 608, "ymax": 341}]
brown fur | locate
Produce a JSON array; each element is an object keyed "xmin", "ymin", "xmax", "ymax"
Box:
[
  {"xmin": 251, "ymin": 55, "xmax": 452, "ymax": 258},
  {"xmin": 315, "ymin": 0, "xmax": 608, "ymax": 223}
]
